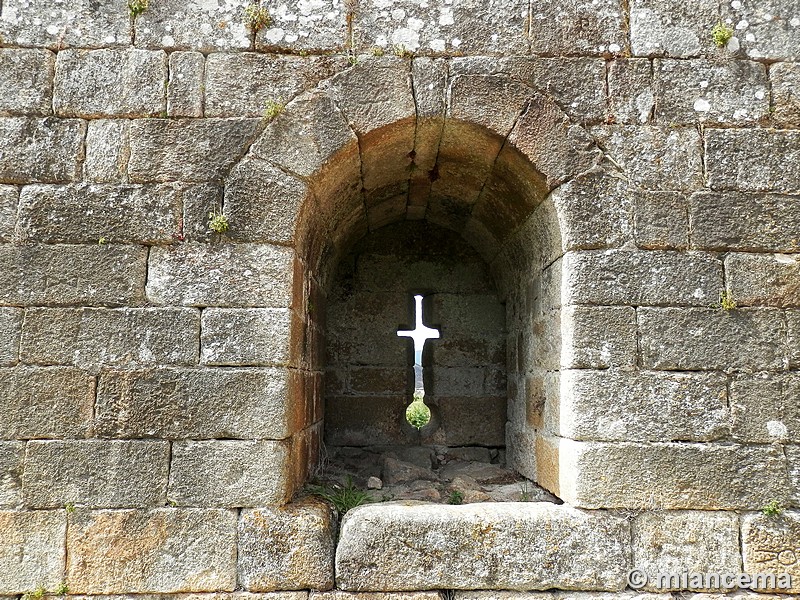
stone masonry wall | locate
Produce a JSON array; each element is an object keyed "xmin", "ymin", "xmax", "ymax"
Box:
[{"xmin": 1, "ymin": 0, "xmax": 800, "ymax": 597}]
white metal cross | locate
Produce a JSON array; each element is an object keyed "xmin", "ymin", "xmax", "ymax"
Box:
[{"xmin": 397, "ymin": 294, "xmax": 440, "ymax": 396}]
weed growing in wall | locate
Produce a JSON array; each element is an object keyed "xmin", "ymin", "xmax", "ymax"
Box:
[
  {"xmin": 307, "ymin": 476, "xmax": 373, "ymax": 515},
  {"xmin": 208, "ymin": 208, "xmax": 229, "ymax": 234},
  {"xmin": 447, "ymin": 490, "xmax": 464, "ymax": 505},
  {"xmin": 244, "ymin": 4, "xmax": 271, "ymax": 32},
  {"xmin": 716, "ymin": 290, "xmax": 737, "ymax": 310},
  {"xmin": 393, "ymin": 44, "xmax": 413, "ymax": 58},
  {"xmin": 128, "ymin": 0, "xmax": 149, "ymax": 17},
  {"xmin": 263, "ymin": 99, "xmax": 284, "ymax": 121},
  {"xmin": 762, "ymin": 499, "xmax": 784, "ymax": 517},
  {"xmin": 711, "ymin": 22, "xmax": 734, "ymax": 47},
  {"xmin": 23, "ymin": 587, "xmax": 45, "ymax": 600}
]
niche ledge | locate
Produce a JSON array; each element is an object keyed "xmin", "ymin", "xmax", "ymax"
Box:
[{"xmin": 334, "ymin": 502, "xmax": 630, "ymax": 592}]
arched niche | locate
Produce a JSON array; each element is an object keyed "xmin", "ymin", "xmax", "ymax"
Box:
[{"xmin": 223, "ymin": 56, "xmax": 632, "ymax": 505}]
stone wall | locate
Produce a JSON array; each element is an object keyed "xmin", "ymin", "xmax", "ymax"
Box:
[
  {"xmin": 1, "ymin": 0, "xmax": 800, "ymax": 596},
  {"xmin": 325, "ymin": 220, "xmax": 506, "ymax": 447}
]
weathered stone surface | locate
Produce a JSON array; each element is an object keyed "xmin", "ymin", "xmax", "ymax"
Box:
[
  {"xmin": 629, "ymin": 0, "xmax": 719, "ymax": 57},
  {"xmin": 726, "ymin": 253, "xmax": 800, "ymax": 307},
  {"xmin": 439, "ymin": 461, "xmax": 512, "ymax": 485},
  {"xmin": 0, "ymin": 308, "xmax": 21, "ymax": 366},
  {"xmin": 789, "ymin": 310, "xmax": 800, "ymax": 369},
  {"xmin": 239, "ymin": 499, "xmax": 336, "ymax": 591},
  {"xmin": 336, "ymin": 503, "xmax": 630, "ymax": 591},
  {"xmin": 560, "ymin": 306, "xmax": 636, "ymax": 368},
  {"xmin": 542, "ymin": 438, "xmax": 791, "ymax": 509},
  {"xmin": 96, "ymin": 367, "xmax": 293, "ymax": 439},
  {"xmin": 168, "ymin": 51, "xmax": 204, "ymax": 118},
  {"xmin": 434, "ymin": 366, "xmax": 487, "ymax": 396},
  {"xmin": 488, "ymin": 595, "xmax": 670, "ymax": 600},
  {"xmin": 22, "ymin": 440, "xmax": 169, "ymax": 509},
  {"xmin": 549, "ymin": 171, "xmax": 631, "ymax": 251},
  {"xmin": 323, "ymin": 57, "xmax": 415, "ymax": 137},
  {"xmin": 0, "ymin": 442, "xmax": 23, "ymax": 508},
  {"xmin": 0, "ymin": 510, "xmax": 66, "ymax": 593},
  {"xmin": 638, "ymin": 308, "xmax": 786, "ymax": 371},
  {"xmin": 250, "ymin": 91, "xmax": 356, "ymax": 177},
  {"xmin": 147, "ymin": 244, "xmax": 293, "ymax": 307},
  {"xmin": 201, "ymin": 308, "xmax": 290, "ymax": 366},
  {"xmin": 741, "ymin": 511, "xmax": 800, "ymax": 593},
  {"xmin": 454, "ymin": 593, "xmax": 553, "ymax": 600},
  {"xmin": 0, "ymin": 0, "xmax": 130, "ymax": 48},
  {"xmin": 722, "ymin": 0, "xmax": 800, "ymax": 60},
  {"xmin": 634, "ymin": 191, "xmax": 688, "ymax": 250},
  {"xmin": 607, "ymin": 59, "xmax": 654, "ymax": 124},
  {"xmin": 589, "ymin": 126, "xmax": 703, "ymax": 191},
  {"xmin": 563, "ymin": 250, "xmax": 721, "ymax": 306},
  {"xmin": 0, "ymin": 186, "xmax": 17, "ymax": 241},
  {"xmin": 67, "ymin": 508, "xmax": 237, "ymax": 593},
  {"xmin": 317, "ymin": 593, "xmax": 443, "ymax": 600},
  {"xmin": 436, "ymin": 396, "xmax": 507, "ymax": 447},
  {"xmin": 325, "ymin": 395, "xmax": 411, "ymax": 446},
  {"xmin": 556, "ymin": 370, "xmax": 729, "ymax": 442},
  {"xmin": 528, "ymin": 0, "xmax": 627, "ymax": 56},
  {"xmin": 771, "ymin": 62, "xmax": 800, "ymax": 128},
  {"xmin": 690, "ymin": 192, "xmax": 800, "ymax": 252},
  {"xmin": 0, "ymin": 244, "xmax": 147, "ymax": 306},
  {"xmin": 205, "ymin": 54, "xmax": 347, "ymax": 117},
  {"xmin": 84, "ymin": 120, "xmax": 130, "ymax": 183},
  {"xmin": 730, "ymin": 373, "xmax": 800, "ymax": 443},
  {"xmin": 354, "ymin": 0, "xmax": 529, "ymax": 55},
  {"xmin": 632, "ymin": 511, "xmax": 741, "ymax": 591},
  {"xmin": 169, "ymin": 440, "xmax": 291, "ymax": 507},
  {"xmin": 653, "ymin": 59, "xmax": 768, "ymax": 124},
  {"xmin": 706, "ymin": 129, "xmax": 800, "ymax": 193},
  {"xmin": 383, "ymin": 457, "xmax": 437, "ymax": 485},
  {"xmin": 180, "ymin": 183, "xmax": 225, "ymax": 242},
  {"xmin": 789, "ymin": 446, "xmax": 800, "ymax": 507},
  {"xmin": 256, "ymin": 0, "xmax": 346, "ymax": 51},
  {"xmin": 19, "ymin": 308, "xmax": 80, "ymax": 364},
  {"xmin": 321, "ymin": 59, "xmax": 414, "ymax": 211},
  {"xmin": 0, "ymin": 49, "xmax": 54, "ymax": 115},
  {"xmin": 54, "ymin": 49, "xmax": 166, "ymax": 118},
  {"xmin": 0, "ymin": 117, "xmax": 85, "ymax": 183},
  {"xmin": 223, "ymin": 158, "xmax": 307, "ymax": 243},
  {"xmin": 24, "ymin": 307, "xmax": 198, "ymax": 371},
  {"xmin": 17, "ymin": 184, "xmax": 187, "ymax": 243},
  {"xmin": 134, "ymin": 0, "xmax": 250, "ymax": 51},
  {"xmin": 0, "ymin": 367, "xmax": 94, "ymax": 439},
  {"xmin": 128, "ymin": 118, "xmax": 261, "ymax": 182},
  {"xmin": 44, "ymin": 594, "xmax": 308, "ymax": 600},
  {"xmin": 450, "ymin": 57, "xmax": 608, "ymax": 125}
]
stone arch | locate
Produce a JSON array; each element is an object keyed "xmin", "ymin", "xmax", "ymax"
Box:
[{"xmin": 223, "ymin": 56, "xmax": 632, "ymax": 504}]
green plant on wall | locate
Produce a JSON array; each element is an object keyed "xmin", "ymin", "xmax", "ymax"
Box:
[
  {"xmin": 716, "ymin": 290, "xmax": 737, "ymax": 310},
  {"xmin": 447, "ymin": 489, "xmax": 464, "ymax": 505},
  {"xmin": 244, "ymin": 3, "xmax": 271, "ymax": 32},
  {"xmin": 128, "ymin": 0, "xmax": 149, "ymax": 17},
  {"xmin": 762, "ymin": 499, "xmax": 784, "ymax": 517},
  {"xmin": 208, "ymin": 207, "xmax": 229, "ymax": 234},
  {"xmin": 307, "ymin": 476, "xmax": 373, "ymax": 515},
  {"xmin": 711, "ymin": 22, "xmax": 734, "ymax": 47},
  {"xmin": 22, "ymin": 587, "xmax": 45, "ymax": 600},
  {"xmin": 263, "ymin": 99, "xmax": 284, "ymax": 121}
]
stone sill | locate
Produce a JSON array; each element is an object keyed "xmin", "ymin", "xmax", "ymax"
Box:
[{"xmin": 335, "ymin": 502, "xmax": 629, "ymax": 592}]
